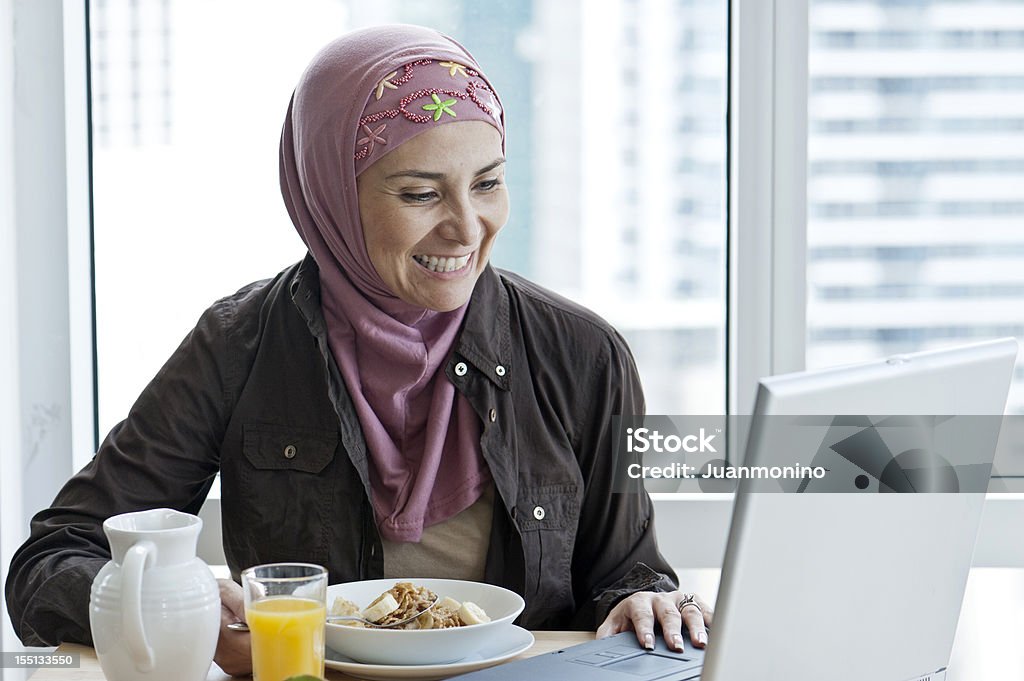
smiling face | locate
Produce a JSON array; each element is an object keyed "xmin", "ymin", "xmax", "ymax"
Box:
[{"xmin": 356, "ymin": 121, "xmax": 509, "ymax": 312}]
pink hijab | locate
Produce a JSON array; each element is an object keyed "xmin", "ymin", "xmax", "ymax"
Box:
[{"xmin": 279, "ymin": 25, "xmax": 505, "ymax": 542}]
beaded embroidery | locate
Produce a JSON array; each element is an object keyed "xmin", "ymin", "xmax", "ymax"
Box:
[{"xmin": 354, "ymin": 59, "xmax": 501, "ymax": 163}]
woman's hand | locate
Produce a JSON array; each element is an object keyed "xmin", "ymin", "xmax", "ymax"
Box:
[
  {"xmin": 215, "ymin": 578, "xmax": 252, "ymax": 676},
  {"xmin": 596, "ymin": 590, "xmax": 713, "ymax": 652}
]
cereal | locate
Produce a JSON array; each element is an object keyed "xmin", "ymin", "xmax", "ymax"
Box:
[{"xmin": 332, "ymin": 582, "xmax": 490, "ymax": 630}]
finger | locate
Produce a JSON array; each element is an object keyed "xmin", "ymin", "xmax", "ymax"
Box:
[
  {"xmin": 697, "ymin": 596, "xmax": 715, "ymax": 629},
  {"xmin": 596, "ymin": 611, "xmax": 630, "ymax": 639},
  {"xmin": 218, "ymin": 579, "xmax": 246, "ymax": 622},
  {"xmin": 653, "ymin": 595, "xmax": 685, "ymax": 652},
  {"xmin": 220, "ymin": 603, "xmax": 238, "ymax": 628},
  {"xmin": 680, "ymin": 603, "xmax": 708, "ymax": 648},
  {"xmin": 624, "ymin": 599, "xmax": 657, "ymax": 650},
  {"xmin": 688, "ymin": 593, "xmax": 714, "ymax": 630}
]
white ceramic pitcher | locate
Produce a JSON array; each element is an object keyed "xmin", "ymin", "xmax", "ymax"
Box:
[{"xmin": 89, "ymin": 508, "xmax": 220, "ymax": 681}]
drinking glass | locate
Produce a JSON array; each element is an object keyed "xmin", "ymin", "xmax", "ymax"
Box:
[{"xmin": 242, "ymin": 563, "xmax": 327, "ymax": 681}]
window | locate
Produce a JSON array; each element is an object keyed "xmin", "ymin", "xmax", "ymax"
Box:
[
  {"xmin": 89, "ymin": 0, "xmax": 729, "ymax": 434},
  {"xmin": 806, "ymin": 0, "xmax": 1024, "ymax": 480}
]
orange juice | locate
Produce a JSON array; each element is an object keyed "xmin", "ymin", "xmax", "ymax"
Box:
[{"xmin": 246, "ymin": 596, "xmax": 326, "ymax": 681}]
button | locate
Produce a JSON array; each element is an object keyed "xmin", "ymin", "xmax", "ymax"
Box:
[
  {"xmin": 495, "ymin": 365, "xmax": 506, "ymax": 377},
  {"xmin": 533, "ymin": 505, "xmax": 546, "ymax": 520},
  {"xmin": 489, "ymin": 408, "xmax": 497, "ymax": 422},
  {"xmin": 454, "ymin": 362, "xmax": 468, "ymax": 377},
  {"xmin": 284, "ymin": 445, "xmax": 297, "ymax": 459}
]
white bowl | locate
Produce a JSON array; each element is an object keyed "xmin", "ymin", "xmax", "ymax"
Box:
[{"xmin": 324, "ymin": 578, "xmax": 525, "ymax": 666}]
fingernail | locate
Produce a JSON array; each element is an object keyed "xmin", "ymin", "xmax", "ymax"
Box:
[
  {"xmin": 698, "ymin": 631, "xmax": 708, "ymax": 646},
  {"xmin": 673, "ymin": 634, "xmax": 684, "ymax": 651},
  {"xmin": 644, "ymin": 633, "xmax": 654, "ymax": 650}
]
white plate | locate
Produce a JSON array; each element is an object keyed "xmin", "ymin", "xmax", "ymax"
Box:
[{"xmin": 325, "ymin": 624, "xmax": 535, "ymax": 681}]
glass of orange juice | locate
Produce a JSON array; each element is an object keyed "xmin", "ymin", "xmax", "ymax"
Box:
[{"xmin": 242, "ymin": 563, "xmax": 327, "ymax": 681}]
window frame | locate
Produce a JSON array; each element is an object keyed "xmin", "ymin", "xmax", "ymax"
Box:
[
  {"xmin": 1, "ymin": 0, "xmax": 94, "ymax": 669},
  {"xmin": 652, "ymin": 0, "xmax": 810, "ymax": 569}
]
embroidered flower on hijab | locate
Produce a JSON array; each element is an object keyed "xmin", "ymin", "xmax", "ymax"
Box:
[
  {"xmin": 422, "ymin": 93, "xmax": 458, "ymax": 121},
  {"xmin": 357, "ymin": 123, "xmax": 388, "ymax": 153},
  {"xmin": 438, "ymin": 60, "xmax": 469, "ymax": 78},
  {"xmin": 374, "ymin": 70, "xmax": 400, "ymax": 100}
]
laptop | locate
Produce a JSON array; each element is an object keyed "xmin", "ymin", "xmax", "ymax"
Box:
[{"xmin": 456, "ymin": 338, "xmax": 1018, "ymax": 681}]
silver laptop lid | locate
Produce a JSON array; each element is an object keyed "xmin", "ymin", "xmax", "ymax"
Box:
[{"xmin": 702, "ymin": 338, "xmax": 1018, "ymax": 681}]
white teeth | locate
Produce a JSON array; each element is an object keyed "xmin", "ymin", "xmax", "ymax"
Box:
[{"xmin": 413, "ymin": 253, "xmax": 471, "ymax": 272}]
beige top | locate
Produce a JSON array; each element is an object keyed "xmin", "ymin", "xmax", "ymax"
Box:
[{"xmin": 382, "ymin": 484, "xmax": 495, "ymax": 581}]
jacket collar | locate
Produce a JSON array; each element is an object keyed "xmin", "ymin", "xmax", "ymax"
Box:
[
  {"xmin": 291, "ymin": 254, "xmax": 511, "ymax": 391},
  {"xmin": 291, "ymin": 253, "xmax": 325, "ymax": 337},
  {"xmin": 454, "ymin": 264, "xmax": 511, "ymax": 391}
]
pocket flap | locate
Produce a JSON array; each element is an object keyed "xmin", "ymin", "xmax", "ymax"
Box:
[
  {"xmin": 516, "ymin": 484, "xmax": 580, "ymax": 531},
  {"xmin": 243, "ymin": 422, "xmax": 338, "ymax": 474}
]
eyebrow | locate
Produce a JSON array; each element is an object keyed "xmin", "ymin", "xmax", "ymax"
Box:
[{"xmin": 385, "ymin": 158, "xmax": 506, "ymax": 181}]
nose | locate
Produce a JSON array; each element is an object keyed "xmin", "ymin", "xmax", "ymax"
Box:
[{"xmin": 439, "ymin": 192, "xmax": 482, "ymax": 245}]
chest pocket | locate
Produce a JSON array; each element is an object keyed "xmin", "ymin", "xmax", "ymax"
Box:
[
  {"xmin": 516, "ymin": 483, "xmax": 581, "ymax": 619},
  {"xmin": 235, "ymin": 422, "xmax": 339, "ymax": 566},
  {"xmin": 244, "ymin": 423, "xmax": 336, "ymax": 473}
]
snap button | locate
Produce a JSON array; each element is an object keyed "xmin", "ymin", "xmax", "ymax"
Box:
[
  {"xmin": 284, "ymin": 444, "xmax": 297, "ymax": 459},
  {"xmin": 533, "ymin": 505, "xmax": 546, "ymax": 520},
  {"xmin": 495, "ymin": 365, "xmax": 506, "ymax": 377},
  {"xmin": 454, "ymin": 362, "xmax": 468, "ymax": 377},
  {"xmin": 489, "ymin": 408, "xmax": 497, "ymax": 422}
]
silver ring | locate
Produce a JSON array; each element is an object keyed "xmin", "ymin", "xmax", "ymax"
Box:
[{"xmin": 677, "ymin": 593, "xmax": 702, "ymax": 616}]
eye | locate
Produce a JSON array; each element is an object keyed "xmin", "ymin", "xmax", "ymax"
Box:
[
  {"xmin": 401, "ymin": 191, "xmax": 438, "ymax": 203},
  {"xmin": 476, "ymin": 178, "xmax": 502, "ymax": 191}
]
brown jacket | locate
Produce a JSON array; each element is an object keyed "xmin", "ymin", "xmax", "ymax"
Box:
[{"xmin": 6, "ymin": 255, "xmax": 676, "ymax": 646}]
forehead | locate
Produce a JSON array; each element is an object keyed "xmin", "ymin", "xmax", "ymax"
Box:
[{"xmin": 366, "ymin": 121, "xmax": 503, "ymax": 176}]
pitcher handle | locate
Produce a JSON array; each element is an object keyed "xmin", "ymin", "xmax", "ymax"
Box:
[{"xmin": 122, "ymin": 540, "xmax": 157, "ymax": 672}]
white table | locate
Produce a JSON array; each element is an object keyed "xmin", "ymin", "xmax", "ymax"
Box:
[{"xmin": 30, "ymin": 568, "xmax": 1024, "ymax": 679}]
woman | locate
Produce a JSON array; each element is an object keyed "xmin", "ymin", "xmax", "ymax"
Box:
[{"xmin": 5, "ymin": 25, "xmax": 711, "ymax": 675}]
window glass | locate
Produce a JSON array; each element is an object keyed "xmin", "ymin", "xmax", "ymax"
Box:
[
  {"xmin": 90, "ymin": 0, "xmax": 729, "ymax": 435},
  {"xmin": 806, "ymin": 1, "xmax": 1024, "ymax": 476}
]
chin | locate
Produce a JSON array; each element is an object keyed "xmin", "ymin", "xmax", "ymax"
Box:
[
  {"xmin": 422, "ymin": 296, "xmax": 469, "ymax": 313},
  {"xmin": 412, "ymin": 275, "xmax": 478, "ymax": 311},
  {"xmin": 418, "ymin": 287, "xmax": 474, "ymax": 312}
]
